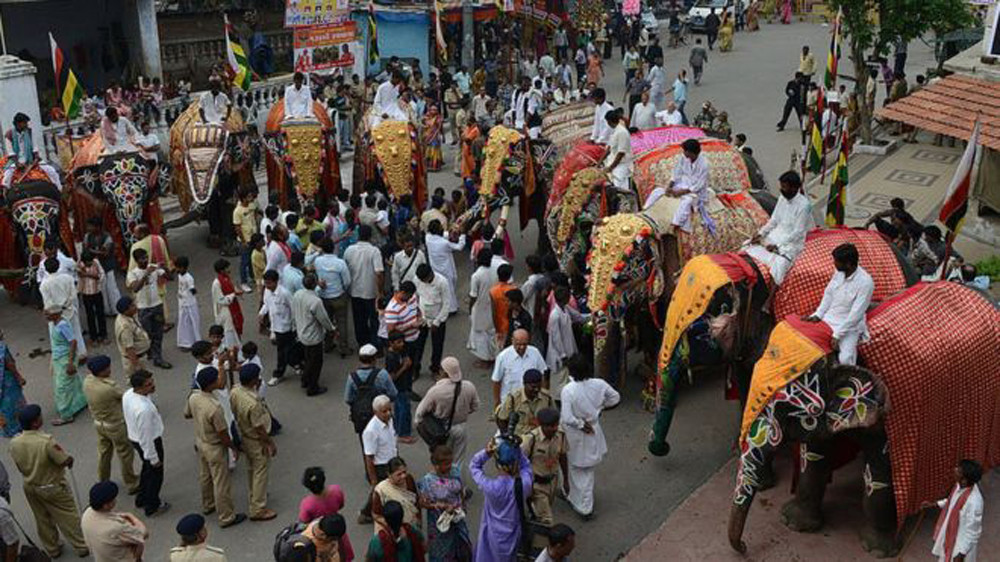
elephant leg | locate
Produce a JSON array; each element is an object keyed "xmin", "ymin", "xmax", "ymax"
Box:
[
  {"xmin": 858, "ymin": 430, "xmax": 899, "ymax": 558},
  {"xmin": 781, "ymin": 440, "xmax": 830, "ymax": 532}
]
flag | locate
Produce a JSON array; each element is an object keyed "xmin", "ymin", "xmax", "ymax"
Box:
[
  {"xmin": 434, "ymin": 0, "xmax": 448, "ymax": 63},
  {"xmin": 49, "ymin": 33, "xmax": 85, "ymax": 119},
  {"xmin": 807, "ymin": 89, "xmax": 825, "ymax": 174},
  {"xmin": 225, "ymin": 14, "xmax": 252, "ymax": 92},
  {"xmin": 825, "ymin": 128, "xmax": 849, "ymax": 226},
  {"xmin": 824, "ymin": 8, "xmax": 842, "ymax": 90},
  {"xmin": 939, "ymin": 119, "xmax": 981, "ymax": 236},
  {"xmin": 367, "ymin": 1, "xmax": 380, "ymax": 65}
]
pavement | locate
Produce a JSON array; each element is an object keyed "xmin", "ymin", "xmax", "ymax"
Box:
[{"xmin": 0, "ymin": 18, "xmax": 996, "ymax": 562}]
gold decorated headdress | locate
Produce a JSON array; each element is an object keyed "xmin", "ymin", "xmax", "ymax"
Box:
[
  {"xmin": 372, "ymin": 120, "xmax": 414, "ymax": 199},
  {"xmin": 480, "ymin": 126, "xmax": 523, "ymax": 197}
]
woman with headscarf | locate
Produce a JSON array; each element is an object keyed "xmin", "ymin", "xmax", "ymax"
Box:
[
  {"xmin": 469, "ymin": 439, "xmax": 532, "ymax": 562},
  {"xmin": 0, "ymin": 331, "xmax": 26, "ymax": 437},
  {"xmin": 366, "ymin": 500, "xmax": 426, "ymax": 562}
]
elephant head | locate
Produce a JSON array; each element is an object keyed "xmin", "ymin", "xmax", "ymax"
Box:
[
  {"xmin": 95, "ymin": 152, "xmax": 155, "ymax": 250},
  {"xmin": 3, "ymin": 179, "xmax": 64, "ymax": 283},
  {"xmin": 170, "ymin": 101, "xmax": 246, "ymax": 212},
  {"xmin": 728, "ymin": 359, "xmax": 888, "ymax": 553},
  {"xmin": 546, "ymin": 165, "xmax": 607, "ymax": 273}
]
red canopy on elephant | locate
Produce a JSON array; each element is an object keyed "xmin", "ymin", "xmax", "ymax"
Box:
[
  {"xmin": 547, "ymin": 141, "xmax": 606, "ymax": 213},
  {"xmin": 772, "ymin": 228, "xmax": 918, "ymax": 320},
  {"xmin": 859, "ymin": 281, "xmax": 1000, "ymax": 526}
]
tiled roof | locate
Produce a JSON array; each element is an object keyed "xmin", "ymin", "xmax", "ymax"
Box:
[{"xmin": 877, "ymin": 74, "xmax": 1000, "ymax": 151}]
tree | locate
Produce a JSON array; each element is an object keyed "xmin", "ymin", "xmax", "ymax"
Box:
[{"xmin": 828, "ymin": 0, "xmax": 973, "ymax": 144}]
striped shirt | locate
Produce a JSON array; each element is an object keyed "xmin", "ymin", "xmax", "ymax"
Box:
[
  {"xmin": 78, "ymin": 261, "xmax": 105, "ymax": 296},
  {"xmin": 384, "ymin": 295, "xmax": 420, "ymax": 342}
]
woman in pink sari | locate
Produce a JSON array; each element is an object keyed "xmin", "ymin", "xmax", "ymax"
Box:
[
  {"xmin": 586, "ymin": 52, "xmax": 604, "ymax": 87},
  {"xmin": 780, "ymin": 0, "xmax": 793, "ymax": 24}
]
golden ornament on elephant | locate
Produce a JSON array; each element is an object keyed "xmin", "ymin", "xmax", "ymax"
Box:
[
  {"xmin": 282, "ymin": 122, "xmax": 324, "ymax": 199},
  {"xmin": 372, "ymin": 120, "xmax": 414, "ymax": 199},
  {"xmin": 556, "ymin": 167, "xmax": 604, "ymax": 248},
  {"xmin": 588, "ymin": 213, "xmax": 650, "ymax": 313},
  {"xmin": 480, "ymin": 126, "xmax": 523, "ymax": 197}
]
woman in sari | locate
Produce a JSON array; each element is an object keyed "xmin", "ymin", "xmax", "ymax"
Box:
[
  {"xmin": 372, "ymin": 457, "xmax": 422, "ymax": 532},
  {"xmin": 586, "ymin": 51, "xmax": 604, "ymax": 88},
  {"xmin": 746, "ymin": 1, "xmax": 760, "ymax": 30},
  {"xmin": 423, "ymin": 105, "xmax": 445, "ymax": 172},
  {"xmin": 366, "ymin": 501, "xmax": 426, "ymax": 562},
  {"xmin": 718, "ymin": 13, "xmax": 735, "ymax": 52},
  {"xmin": 417, "ymin": 445, "xmax": 472, "ymax": 562},
  {"xmin": 780, "ymin": 0, "xmax": 793, "ymax": 24},
  {"xmin": 460, "ymin": 117, "xmax": 480, "ymax": 185},
  {"xmin": 0, "ymin": 331, "xmax": 27, "ymax": 437},
  {"xmin": 45, "ymin": 307, "xmax": 87, "ymax": 425}
]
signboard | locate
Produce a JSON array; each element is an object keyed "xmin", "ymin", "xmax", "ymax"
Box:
[
  {"xmin": 294, "ymin": 22, "xmax": 362, "ymax": 73},
  {"xmin": 512, "ymin": 0, "xmax": 562, "ymax": 26},
  {"xmin": 285, "ymin": 0, "xmax": 350, "ymax": 27}
]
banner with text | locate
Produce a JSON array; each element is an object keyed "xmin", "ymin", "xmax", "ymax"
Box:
[
  {"xmin": 294, "ymin": 21, "xmax": 359, "ymax": 72},
  {"xmin": 285, "ymin": 0, "xmax": 351, "ymax": 27}
]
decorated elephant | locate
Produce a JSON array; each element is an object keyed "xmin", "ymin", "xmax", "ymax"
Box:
[
  {"xmin": 586, "ymin": 140, "xmax": 775, "ymax": 385},
  {"xmin": 352, "ymin": 113, "xmax": 426, "ymax": 210},
  {"xmin": 728, "ymin": 281, "xmax": 1000, "ymax": 557},
  {"xmin": 648, "ymin": 228, "xmax": 919, "ymax": 459},
  {"xmin": 67, "ymin": 135, "xmax": 166, "ymax": 267},
  {"xmin": 0, "ymin": 159, "xmax": 75, "ymax": 296},
  {"xmin": 264, "ymin": 99, "xmax": 342, "ymax": 210}
]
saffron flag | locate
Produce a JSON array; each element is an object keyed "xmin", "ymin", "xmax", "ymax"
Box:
[
  {"xmin": 939, "ymin": 119, "xmax": 981, "ymax": 236},
  {"xmin": 225, "ymin": 15, "xmax": 252, "ymax": 92},
  {"xmin": 367, "ymin": 1, "xmax": 380, "ymax": 65},
  {"xmin": 49, "ymin": 33, "xmax": 85, "ymax": 119},
  {"xmin": 825, "ymin": 8, "xmax": 842, "ymax": 90},
  {"xmin": 825, "ymin": 128, "xmax": 849, "ymax": 226}
]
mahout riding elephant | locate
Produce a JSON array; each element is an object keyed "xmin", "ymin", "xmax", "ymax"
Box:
[
  {"xmin": 67, "ymin": 135, "xmax": 167, "ymax": 268},
  {"xmin": 352, "ymin": 113, "xmax": 426, "ymax": 210},
  {"xmin": 166, "ymin": 101, "xmax": 257, "ymax": 247},
  {"xmin": 264, "ymin": 99, "xmax": 341, "ymax": 210},
  {"xmin": 647, "ymin": 228, "xmax": 920, "ymax": 459},
  {"xmin": 0, "ymin": 158, "xmax": 75, "ymax": 298},
  {"xmin": 586, "ymin": 140, "xmax": 775, "ymax": 385},
  {"xmin": 728, "ymin": 281, "xmax": 1000, "ymax": 557}
]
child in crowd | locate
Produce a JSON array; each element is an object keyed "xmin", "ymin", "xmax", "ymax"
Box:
[
  {"xmin": 375, "ymin": 296, "xmax": 390, "ymax": 351},
  {"xmin": 82, "ymin": 216, "xmax": 121, "ymax": 317},
  {"xmin": 250, "ymin": 233, "xmax": 267, "ymax": 294},
  {"xmin": 451, "ymin": 189, "xmax": 468, "ymax": 219},
  {"xmin": 384, "ymin": 331, "xmax": 415, "ymax": 444},
  {"xmin": 175, "ymin": 256, "xmax": 200, "ymax": 350},
  {"xmin": 240, "ymin": 340, "xmax": 281, "ymax": 435},
  {"xmin": 286, "ymin": 214, "xmax": 303, "ymax": 252}
]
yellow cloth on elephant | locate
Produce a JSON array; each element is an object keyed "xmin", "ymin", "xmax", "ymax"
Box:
[
  {"xmin": 740, "ymin": 320, "xmax": 827, "ymax": 442},
  {"xmin": 657, "ymin": 255, "xmax": 731, "ymax": 379}
]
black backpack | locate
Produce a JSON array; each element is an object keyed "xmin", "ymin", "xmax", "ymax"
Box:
[
  {"xmin": 272, "ymin": 521, "xmax": 309, "ymax": 561},
  {"xmin": 350, "ymin": 369, "xmax": 379, "ymax": 433}
]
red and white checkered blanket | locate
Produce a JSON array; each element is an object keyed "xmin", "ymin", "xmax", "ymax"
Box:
[
  {"xmin": 773, "ymin": 228, "xmax": 917, "ymax": 319},
  {"xmin": 859, "ymin": 281, "xmax": 1000, "ymax": 524}
]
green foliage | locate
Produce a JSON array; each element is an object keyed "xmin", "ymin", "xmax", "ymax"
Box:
[
  {"xmin": 974, "ymin": 255, "xmax": 1000, "ymax": 281},
  {"xmin": 827, "ymin": 0, "xmax": 974, "ymax": 56}
]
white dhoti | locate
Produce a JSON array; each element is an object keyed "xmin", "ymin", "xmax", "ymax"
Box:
[
  {"xmin": 467, "ymin": 326, "xmax": 497, "ymax": 361},
  {"xmin": 744, "ymin": 244, "xmax": 793, "ymax": 285},
  {"xmin": 835, "ymin": 330, "xmax": 861, "ymax": 366},
  {"xmin": 448, "ymin": 422, "xmax": 468, "ymax": 477},
  {"xmin": 443, "ymin": 272, "xmax": 459, "ymax": 313},
  {"xmin": 176, "ymin": 303, "xmax": 201, "ymax": 349},
  {"xmin": 671, "ymin": 193, "xmax": 700, "ymax": 233},
  {"xmin": 101, "ymin": 271, "xmax": 122, "ymax": 317},
  {"xmin": 2, "ymin": 163, "xmax": 62, "ymax": 189},
  {"xmin": 567, "ymin": 464, "xmax": 596, "ymax": 515}
]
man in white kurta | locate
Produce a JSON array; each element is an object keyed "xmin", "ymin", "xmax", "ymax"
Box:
[
  {"xmin": 39, "ymin": 263, "xmax": 88, "ymax": 358},
  {"xmin": 371, "ymin": 73, "xmax": 408, "ymax": 126},
  {"xmin": 655, "ymin": 102, "xmax": 684, "ymax": 126},
  {"xmin": 100, "ymin": 108, "xmax": 140, "ymax": 155},
  {"xmin": 283, "ymin": 72, "xmax": 314, "ymax": 119},
  {"xmin": 491, "ymin": 330, "xmax": 547, "ymax": 408},
  {"xmin": 510, "ymin": 78, "xmax": 538, "ymax": 130},
  {"xmin": 199, "ymin": 82, "xmax": 232, "ymax": 125},
  {"xmin": 560, "ymin": 368, "xmax": 620, "ymax": 518},
  {"xmin": 211, "ymin": 273, "xmax": 241, "ymax": 349},
  {"xmin": 643, "ymin": 140, "xmax": 711, "ymax": 234},
  {"xmin": 425, "ymin": 225, "xmax": 466, "ymax": 313},
  {"xmin": 589, "ymin": 89, "xmax": 614, "ymax": 144},
  {"xmin": 744, "ymin": 171, "xmax": 813, "ymax": 285},
  {"xmin": 804, "ymin": 243, "xmax": 874, "ymax": 365},
  {"xmin": 546, "ymin": 287, "xmax": 587, "ymax": 394},
  {"xmin": 604, "ymin": 110, "xmax": 634, "ymax": 211},
  {"xmin": 3, "ymin": 113, "xmax": 62, "ymax": 189},
  {"xmin": 930, "ymin": 461, "xmax": 983, "ymax": 562}
]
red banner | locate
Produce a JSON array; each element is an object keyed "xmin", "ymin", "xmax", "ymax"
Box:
[{"xmin": 293, "ymin": 22, "xmax": 359, "ymax": 71}]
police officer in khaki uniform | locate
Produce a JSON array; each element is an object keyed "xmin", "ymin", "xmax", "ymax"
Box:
[
  {"xmin": 8, "ymin": 404, "xmax": 90, "ymax": 558},
  {"xmin": 115, "ymin": 297, "xmax": 150, "ymax": 375},
  {"xmin": 230, "ymin": 364, "xmax": 277, "ymax": 521},
  {"xmin": 184, "ymin": 368, "xmax": 245, "ymax": 528},
  {"xmin": 496, "ymin": 369, "xmax": 554, "ymax": 439},
  {"xmin": 521, "ymin": 407, "xmax": 569, "ymax": 527},
  {"xmin": 82, "ymin": 355, "xmax": 139, "ymax": 493},
  {"xmin": 170, "ymin": 513, "xmax": 227, "ymax": 561}
]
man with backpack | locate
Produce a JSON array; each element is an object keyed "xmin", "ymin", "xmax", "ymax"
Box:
[{"xmin": 343, "ymin": 345, "xmax": 398, "ymax": 523}]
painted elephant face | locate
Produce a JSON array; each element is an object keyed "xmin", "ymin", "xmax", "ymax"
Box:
[
  {"xmin": 6, "ymin": 180, "xmax": 62, "ymax": 281},
  {"xmin": 98, "ymin": 153, "xmax": 152, "ymax": 249},
  {"xmin": 182, "ymin": 123, "xmax": 234, "ymax": 207}
]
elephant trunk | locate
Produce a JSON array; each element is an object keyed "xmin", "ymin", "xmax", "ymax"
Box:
[
  {"xmin": 648, "ymin": 346, "xmax": 683, "ymax": 456},
  {"xmin": 728, "ymin": 500, "xmax": 751, "ymax": 554}
]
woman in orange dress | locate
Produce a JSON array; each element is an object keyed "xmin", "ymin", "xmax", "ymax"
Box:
[
  {"xmin": 460, "ymin": 116, "xmax": 480, "ymax": 185},
  {"xmin": 586, "ymin": 51, "xmax": 604, "ymax": 87}
]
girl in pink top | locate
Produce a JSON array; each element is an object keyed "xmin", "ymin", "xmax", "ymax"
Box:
[{"xmin": 298, "ymin": 467, "xmax": 355, "ymax": 561}]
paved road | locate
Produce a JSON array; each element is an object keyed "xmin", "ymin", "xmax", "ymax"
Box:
[{"xmin": 0, "ymin": 21, "xmax": 940, "ymax": 561}]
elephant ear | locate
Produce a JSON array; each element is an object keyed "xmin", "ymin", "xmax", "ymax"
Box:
[{"xmin": 824, "ymin": 364, "xmax": 887, "ymax": 434}]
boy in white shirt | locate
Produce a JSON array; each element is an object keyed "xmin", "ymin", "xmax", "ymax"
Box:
[{"xmin": 174, "ymin": 256, "xmax": 201, "ymax": 350}]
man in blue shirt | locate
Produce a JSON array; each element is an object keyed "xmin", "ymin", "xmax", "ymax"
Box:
[
  {"xmin": 673, "ymin": 70, "xmax": 689, "ymax": 125},
  {"xmin": 314, "ymin": 238, "xmax": 353, "ymax": 357},
  {"xmin": 281, "ymin": 252, "xmax": 306, "ymax": 295}
]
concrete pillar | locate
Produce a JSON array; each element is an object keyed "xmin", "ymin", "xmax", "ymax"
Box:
[
  {"xmin": 0, "ymin": 55, "xmax": 43, "ymax": 151},
  {"xmin": 462, "ymin": 0, "xmax": 474, "ymax": 69},
  {"xmin": 135, "ymin": 0, "xmax": 162, "ymax": 79}
]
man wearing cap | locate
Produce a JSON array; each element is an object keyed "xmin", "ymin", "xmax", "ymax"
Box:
[
  {"xmin": 8, "ymin": 405, "xmax": 90, "ymax": 558},
  {"xmin": 170, "ymin": 514, "xmax": 227, "ymax": 561},
  {"xmin": 292, "ymin": 273, "xmax": 336, "ymax": 396},
  {"xmin": 496, "ymin": 368, "xmax": 554, "ymax": 439},
  {"xmin": 491, "ymin": 329, "xmax": 548, "ymax": 410},
  {"xmin": 122, "ymin": 370, "xmax": 169, "ymax": 517},
  {"xmin": 230, "ymin": 364, "xmax": 277, "ymax": 521},
  {"xmin": 83, "ymin": 355, "xmax": 139, "ymax": 494},
  {"xmin": 115, "ymin": 297, "xmax": 151, "ymax": 375},
  {"xmin": 415, "ymin": 356, "xmax": 480, "ymax": 470},
  {"xmin": 185, "ymin": 368, "xmax": 246, "ymax": 528},
  {"xmin": 521, "ymin": 407, "xmax": 568, "ymax": 528},
  {"xmin": 81, "ymin": 481, "xmax": 148, "ymax": 562}
]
